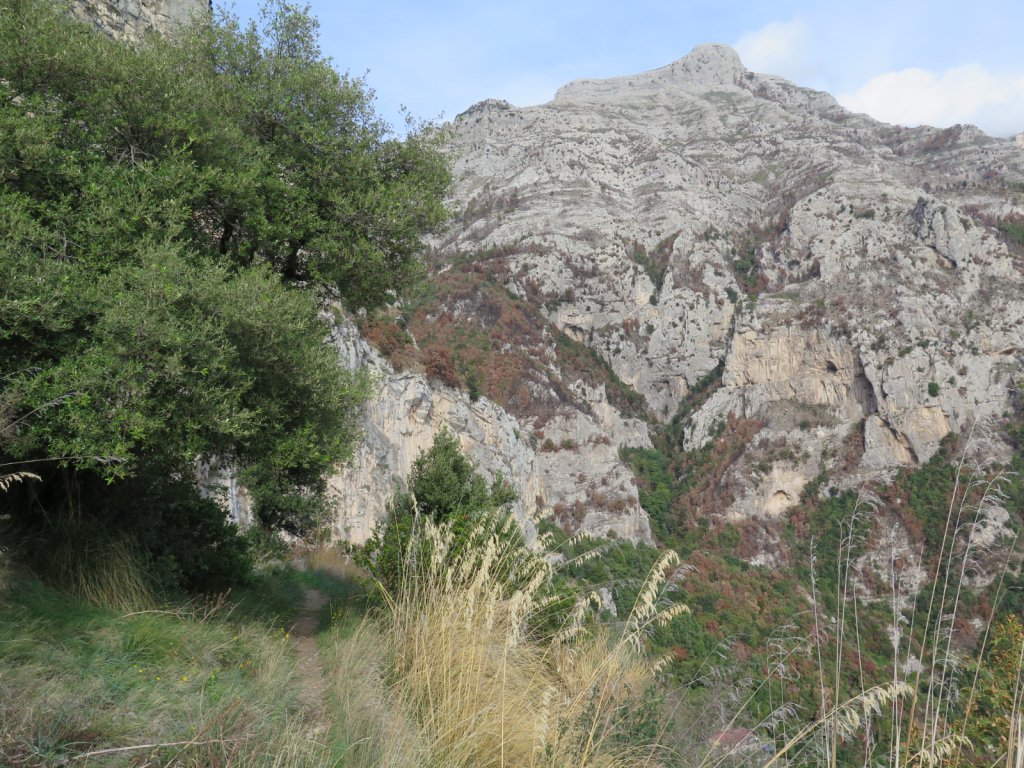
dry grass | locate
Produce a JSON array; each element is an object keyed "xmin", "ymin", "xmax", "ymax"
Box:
[
  {"xmin": 49, "ymin": 537, "xmax": 156, "ymax": 613},
  {"xmin": 745, "ymin": 425, "xmax": 1024, "ymax": 768},
  {"xmin": 672, "ymin": 425, "xmax": 1024, "ymax": 768},
  {"xmin": 306, "ymin": 545, "xmax": 365, "ymax": 582},
  {"xmin": 0, "ymin": 471, "xmax": 38, "ymax": 592},
  {"xmin": 350, "ymin": 511, "xmax": 685, "ymax": 768},
  {"xmin": 0, "ymin": 470, "xmax": 40, "ymax": 494},
  {"xmin": 0, "ymin": 513, "xmax": 684, "ymax": 767},
  {"xmin": 323, "ymin": 621, "xmax": 428, "ymax": 768},
  {"xmin": 7, "ymin": 433, "xmax": 1018, "ymax": 767}
]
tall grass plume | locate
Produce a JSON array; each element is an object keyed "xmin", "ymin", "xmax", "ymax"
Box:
[{"xmin": 355, "ymin": 510, "xmax": 687, "ymax": 767}]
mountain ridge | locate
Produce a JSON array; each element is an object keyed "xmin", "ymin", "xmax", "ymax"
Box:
[{"xmin": 335, "ymin": 43, "xmax": 1023, "ymax": 563}]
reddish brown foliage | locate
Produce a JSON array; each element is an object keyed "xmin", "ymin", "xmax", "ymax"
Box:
[
  {"xmin": 676, "ymin": 416, "xmax": 766, "ymax": 525},
  {"xmin": 423, "ymin": 346, "xmax": 460, "ymax": 388},
  {"xmin": 359, "ymin": 256, "xmax": 646, "ymax": 423}
]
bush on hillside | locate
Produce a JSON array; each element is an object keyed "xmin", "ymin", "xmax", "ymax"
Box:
[{"xmin": 358, "ymin": 428, "xmax": 519, "ymax": 594}]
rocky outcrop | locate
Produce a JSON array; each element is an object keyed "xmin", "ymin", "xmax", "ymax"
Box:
[
  {"xmin": 553, "ymin": 44, "xmax": 748, "ymax": 103},
  {"xmin": 433, "ymin": 43, "xmax": 1023, "ymax": 529},
  {"xmin": 70, "ymin": 0, "xmax": 208, "ymax": 38},
  {"xmin": 326, "ymin": 317, "xmax": 653, "ymax": 544}
]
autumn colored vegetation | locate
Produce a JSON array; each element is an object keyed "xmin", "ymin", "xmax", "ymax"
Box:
[{"xmin": 360, "ymin": 250, "xmax": 648, "ymax": 422}]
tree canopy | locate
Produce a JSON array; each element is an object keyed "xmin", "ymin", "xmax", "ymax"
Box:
[{"xmin": 0, "ymin": 0, "xmax": 450, "ymax": 587}]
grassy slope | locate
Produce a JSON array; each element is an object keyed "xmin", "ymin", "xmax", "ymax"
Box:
[
  {"xmin": 0, "ymin": 560, "xmax": 362, "ymax": 767},
  {"xmin": 3, "ymin": 521, "xmax": 1022, "ymax": 768},
  {"xmin": 0, "ymin": 538, "xmax": 687, "ymax": 768}
]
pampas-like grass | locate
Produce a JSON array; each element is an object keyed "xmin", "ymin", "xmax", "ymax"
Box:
[
  {"xmin": 757, "ymin": 423, "xmax": 1024, "ymax": 768},
  {"xmin": 1008, "ymin": 712, "xmax": 1023, "ymax": 768},
  {"xmin": 755, "ymin": 682, "xmax": 915, "ymax": 768},
  {"xmin": 688, "ymin": 425, "xmax": 1024, "ymax": 768},
  {"xmin": 0, "ymin": 470, "xmax": 40, "ymax": 493},
  {"xmin": 623, "ymin": 549, "xmax": 691, "ymax": 654},
  {"xmin": 359, "ymin": 511, "xmax": 680, "ymax": 768}
]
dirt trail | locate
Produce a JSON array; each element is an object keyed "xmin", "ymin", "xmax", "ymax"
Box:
[{"xmin": 291, "ymin": 587, "xmax": 329, "ymax": 711}]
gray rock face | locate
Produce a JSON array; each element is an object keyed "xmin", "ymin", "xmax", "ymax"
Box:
[
  {"xmin": 120, "ymin": 31, "xmax": 1015, "ymax": 555},
  {"xmin": 428, "ymin": 43, "xmax": 1023, "ymax": 530},
  {"xmin": 326, "ymin": 316, "xmax": 654, "ymax": 544},
  {"xmin": 70, "ymin": 0, "xmax": 208, "ymax": 38},
  {"xmin": 190, "ymin": 43, "xmax": 1022, "ymax": 557}
]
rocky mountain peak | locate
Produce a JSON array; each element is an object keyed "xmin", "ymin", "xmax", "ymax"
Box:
[
  {"xmin": 330, "ymin": 43, "xmax": 1023, "ymax": 576},
  {"xmin": 457, "ymin": 98, "xmax": 516, "ymax": 119},
  {"xmin": 553, "ymin": 43, "xmax": 747, "ymax": 104},
  {"xmin": 667, "ymin": 43, "xmax": 746, "ymax": 87}
]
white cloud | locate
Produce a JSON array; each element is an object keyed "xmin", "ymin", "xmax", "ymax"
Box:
[
  {"xmin": 839, "ymin": 64, "xmax": 1024, "ymax": 137},
  {"xmin": 735, "ymin": 19, "xmax": 811, "ymax": 80}
]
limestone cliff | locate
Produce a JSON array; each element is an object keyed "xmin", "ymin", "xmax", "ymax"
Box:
[
  {"xmin": 70, "ymin": 0, "xmax": 208, "ymax": 38},
  {"xmin": 337, "ymin": 44, "xmax": 1022, "ymax": 554},
  {"xmin": 326, "ymin": 316, "xmax": 653, "ymax": 544}
]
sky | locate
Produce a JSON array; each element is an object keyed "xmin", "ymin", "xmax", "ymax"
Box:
[{"xmin": 219, "ymin": 1, "xmax": 1024, "ymax": 138}]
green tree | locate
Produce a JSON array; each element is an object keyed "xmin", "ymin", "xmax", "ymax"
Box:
[
  {"xmin": 0, "ymin": 0, "xmax": 450, "ymax": 587},
  {"xmin": 360, "ymin": 428, "xmax": 519, "ymax": 593}
]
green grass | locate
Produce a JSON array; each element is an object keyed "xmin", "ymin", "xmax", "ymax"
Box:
[
  {"xmin": 998, "ymin": 217, "xmax": 1024, "ymax": 251},
  {"xmin": 227, "ymin": 552, "xmax": 372, "ymax": 630},
  {"xmin": 1, "ymin": 573, "xmax": 284, "ymax": 765},
  {"xmin": 0, "ymin": 551, "xmax": 373, "ymax": 767},
  {"xmin": 227, "ymin": 564, "xmax": 307, "ymax": 626}
]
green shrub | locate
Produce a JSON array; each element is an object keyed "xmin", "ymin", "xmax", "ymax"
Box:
[
  {"xmin": 358, "ymin": 428, "xmax": 519, "ymax": 594},
  {"xmin": 997, "ymin": 216, "xmax": 1024, "ymax": 251}
]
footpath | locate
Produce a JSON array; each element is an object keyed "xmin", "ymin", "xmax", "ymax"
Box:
[{"xmin": 291, "ymin": 586, "xmax": 329, "ymax": 713}]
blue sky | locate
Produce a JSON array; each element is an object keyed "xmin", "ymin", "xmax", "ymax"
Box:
[{"xmin": 219, "ymin": 1, "xmax": 1024, "ymax": 138}]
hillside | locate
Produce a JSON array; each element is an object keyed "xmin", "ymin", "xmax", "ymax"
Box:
[
  {"xmin": 4, "ymin": 5, "xmax": 1024, "ymax": 765},
  {"xmin": 337, "ymin": 44, "xmax": 1024, "ymax": 574}
]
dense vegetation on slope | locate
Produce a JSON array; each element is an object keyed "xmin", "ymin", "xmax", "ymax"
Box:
[
  {"xmin": 0, "ymin": 0, "xmax": 449, "ymax": 588},
  {"xmin": 620, "ymin": 397, "xmax": 1024, "ymax": 765},
  {"xmin": 0, "ymin": 433, "xmax": 689, "ymax": 768}
]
